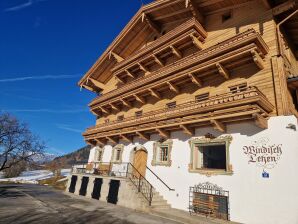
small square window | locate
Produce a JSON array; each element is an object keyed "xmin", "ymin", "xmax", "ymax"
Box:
[
  {"xmin": 135, "ymin": 110, "xmax": 143, "ymax": 118},
  {"xmin": 195, "ymin": 93, "xmax": 209, "ymax": 102},
  {"xmin": 159, "ymin": 146, "xmax": 169, "ymax": 162},
  {"xmin": 117, "ymin": 115, "xmax": 124, "ymax": 121},
  {"xmin": 166, "ymin": 101, "xmax": 176, "ymax": 109},
  {"xmin": 105, "ymin": 119, "xmax": 110, "ymax": 124},
  {"xmin": 152, "ymin": 140, "xmax": 173, "ymax": 167},
  {"xmin": 229, "ymin": 83, "xmax": 247, "ymax": 93},
  {"xmin": 222, "ymin": 11, "xmax": 232, "ymax": 23}
]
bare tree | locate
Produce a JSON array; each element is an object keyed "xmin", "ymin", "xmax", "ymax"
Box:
[{"xmin": 0, "ymin": 113, "xmax": 45, "ymax": 172}]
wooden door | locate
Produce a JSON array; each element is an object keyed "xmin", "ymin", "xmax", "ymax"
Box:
[
  {"xmin": 79, "ymin": 176, "xmax": 89, "ymax": 196},
  {"xmin": 133, "ymin": 150, "xmax": 148, "ymax": 177},
  {"xmin": 107, "ymin": 180, "xmax": 120, "ymax": 204},
  {"xmin": 69, "ymin": 175, "xmax": 77, "ymax": 193},
  {"xmin": 91, "ymin": 178, "xmax": 103, "ymax": 200}
]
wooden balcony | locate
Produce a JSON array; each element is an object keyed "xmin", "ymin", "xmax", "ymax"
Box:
[
  {"xmin": 112, "ymin": 18, "xmax": 207, "ymax": 83},
  {"xmin": 89, "ymin": 29, "xmax": 269, "ymax": 115},
  {"xmin": 84, "ymin": 87, "xmax": 274, "ymax": 145}
]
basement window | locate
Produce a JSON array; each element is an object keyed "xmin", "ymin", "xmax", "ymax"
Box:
[
  {"xmin": 135, "ymin": 110, "xmax": 143, "ymax": 118},
  {"xmin": 117, "ymin": 115, "xmax": 124, "ymax": 121},
  {"xmin": 229, "ymin": 83, "xmax": 247, "ymax": 93},
  {"xmin": 152, "ymin": 140, "xmax": 173, "ymax": 166},
  {"xmin": 195, "ymin": 93, "xmax": 209, "ymax": 102},
  {"xmin": 222, "ymin": 11, "xmax": 232, "ymax": 23},
  {"xmin": 166, "ymin": 101, "xmax": 176, "ymax": 109}
]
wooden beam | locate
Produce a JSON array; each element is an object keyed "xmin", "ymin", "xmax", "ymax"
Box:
[
  {"xmin": 153, "ymin": 54, "xmax": 164, "ymax": 66},
  {"xmin": 149, "ymin": 88, "xmax": 161, "ymax": 99},
  {"xmin": 136, "ymin": 131, "xmax": 150, "ymax": 141},
  {"xmin": 187, "ymin": 0, "xmax": 204, "ymax": 24},
  {"xmin": 142, "ymin": 13, "xmax": 161, "ymax": 35},
  {"xmin": 188, "ymin": 73, "xmax": 203, "ymax": 87},
  {"xmin": 121, "ymin": 99, "xmax": 131, "ymax": 108},
  {"xmin": 216, "ymin": 63, "xmax": 230, "ymax": 79},
  {"xmin": 109, "ymin": 51, "xmax": 124, "ymax": 63},
  {"xmin": 99, "ymin": 106, "xmax": 109, "ymax": 114},
  {"xmin": 120, "ymin": 134, "xmax": 133, "ymax": 143},
  {"xmin": 211, "ymin": 119, "xmax": 226, "ymax": 132},
  {"xmin": 88, "ymin": 78, "xmax": 105, "ymax": 91},
  {"xmin": 115, "ymin": 75, "xmax": 125, "ymax": 84},
  {"xmin": 138, "ymin": 62, "xmax": 150, "ymax": 74},
  {"xmin": 261, "ymin": 0, "xmax": 271, "ymax": 9},
  {"xmin": 251, "ymin": 50, "xmax": 265, "ymax": 69},
  {"xmin": 253, "ymin": 113, "xmax": 268, "ymax": 129},
  {"xmin": 170, "ymin": 46, "xmax": 182, "ymax": 58},
  {"xmin": 190, "ymin": 33, "xmax": 203, "ymax": 50},
  {"xmin": 125, "ymin": 69, "xmax": 136, "ymax": 78},
  {"xmin": 95, "ymin": 138, "xmax": 106, "ymax": 147},
  {"xmin": 106, "ymin": 136, "xmax": 117, "ymax": 145},
  {"xmin": 272, "ymin": 0, "xmax": 295, "ymax": 16},
  {"xmin": 180, "ymin": 124, "xmax": 194, "ymax": 136},
  {"xmin": 167, "ymin": 81, "xmax": 180, "ymax": 94},
  {"xmin": 82, "ymin": 84, "xmax": 97, "ymax": 93},
  {"xmin": 109, "ymin": 103, "xmax": 120, "ymax": 112},
  {"xmin": 156, "ymin": 128, "xmax": 170, "ymax": 139},
  {"xmin": 134, "ymin": 94, "xmax": 146, "ymax": 104}
]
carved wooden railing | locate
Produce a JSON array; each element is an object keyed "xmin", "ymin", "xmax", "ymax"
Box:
[
  {"xmin": 89, "ymin": 29, "xmax": 269, "ymax": 110},
  {"xmin": 85, "ymin": 86, "xmax": 273, "ymax": 137}
]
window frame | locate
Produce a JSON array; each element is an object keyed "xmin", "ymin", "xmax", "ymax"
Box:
[
  {"xmin": 195, "ymin": 93, "xmax": 209, "ymax": 102},
  {"xmin": 111, "ymin": 144, "xmax": 124, "ymax": 163},
  {"xmin": 188, "ymin": 135, "xmax": 233, "ymax": 176},
  {"xmin": 152, "ymin": 140, "xmax": 173, "ymax": 167},
  {"xmin": 166, "ymin": 101, "xmax": 176, "ymax": 109},
  {"xmin": 94, "ymin": 146, "xmax": 104, "ymax": 162}
]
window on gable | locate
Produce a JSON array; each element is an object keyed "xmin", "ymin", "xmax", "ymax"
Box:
[
  {"xmin": 135, "ymin": 110, "xmax": 143, "ymax": 118},
  {"xmin": 105, "ymin": 119, "xmax": 110, "ymax": 124},
  {"xmin": 222, "ymin": 11, "xmax": 232, "ymax": 23},
  {"xmin": 229, "ymin": 83, "xmax": 247, "ymax": 93},
  {"xmin": 117, "ymin": 115, "xmax": 124, "ymax": 121},
  {"xmin": 195, "ymin": 93, "xmax": 209, "ymax": 102},
  {"xmin": 166, "ymin": 101, "xmax": 176, "ymax": 109}
]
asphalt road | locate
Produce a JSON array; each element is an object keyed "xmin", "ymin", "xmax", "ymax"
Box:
[{"xmin": 0, "ymin": 184, "xmax": 180, "ymax": 224}]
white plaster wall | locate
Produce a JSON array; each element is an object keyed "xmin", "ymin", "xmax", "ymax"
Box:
[{"xmin": 95, "ymin": 116, "xmax": 298, "ymax": 224}]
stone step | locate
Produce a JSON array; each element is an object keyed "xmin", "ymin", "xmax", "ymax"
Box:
[
  {"xmin": 150, "ymin": 204, "xmax": 171, "ymax": 209},
  {"xmin": 151, "ymin": 200, "xmax": 169, "ymax": 206}
]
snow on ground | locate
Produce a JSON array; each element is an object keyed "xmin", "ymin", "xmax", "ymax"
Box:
[{"xmin": 0, "ymin": 169, "xmax": 71, "ymax": 184}]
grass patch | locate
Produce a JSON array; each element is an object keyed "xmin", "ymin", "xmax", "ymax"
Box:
[{"xmin": 38, "ymin": 176, "xmax": 67, "ymax": 190}]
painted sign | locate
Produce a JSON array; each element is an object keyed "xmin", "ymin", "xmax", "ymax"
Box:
[{"xmin": 243, "ymin": 138, "xmax": 282, "ymax": 173}]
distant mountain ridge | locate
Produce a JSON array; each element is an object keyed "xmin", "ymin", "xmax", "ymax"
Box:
[{"xmin": 49, "ymin": 145, "xmax": 91, "ymax": 168}]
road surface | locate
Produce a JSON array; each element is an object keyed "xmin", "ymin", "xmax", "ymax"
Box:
[{"xmin": 0, "ymin": 184, "xmax": 180, "ymax": 224}]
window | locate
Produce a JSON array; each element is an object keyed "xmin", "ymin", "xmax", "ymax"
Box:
[
  {"xmin": 95, "ymin": 147, "xmax": 104, "ymax": 162},
  {"xmin": 152, "ymin": 140, "xmax": 172, "ymax": 166},
  {"xmin": 166, "ymin": 101, "xmax": 176, "ymax": 109},
  {"xmin": 195, "ymin": 93, "xmax": 209, "ymax": 102},
  {"xmin": 189, "ymin": 135, "xmax": 233, "ymax": 175},
  {"xmin": 229, "ymin": 83, "xmax": 247, "ymax": 93},
  {"xmin": 135, "ymin": 110, "xmax": 143, "ymax": 118},
  {"xmin": 222, "ymin": 11, "xmax": 232, "ymax": 23},
  {"xmin": 111, "ymin": 144, "xmax": 124, "ymax": 163},
  {"xmin": 117, "ymin": 115, "xmax": 124, "ymax": 121},
  {"xmin": 105, "ymin": 119, "xmax": 110, "ymax": 124},
  {"xmin": 196, "ymin": 144, "xmax": 226, "ymax": 170}
]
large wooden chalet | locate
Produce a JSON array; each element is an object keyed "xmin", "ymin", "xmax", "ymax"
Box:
[{"xmin": 67, "ymin": 1, "xmax": 298, "ymax": 223}]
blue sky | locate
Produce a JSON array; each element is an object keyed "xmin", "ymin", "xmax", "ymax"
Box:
[{"xmin": 0, "ymin": 0, "xmax": 152, "ymax": 155}]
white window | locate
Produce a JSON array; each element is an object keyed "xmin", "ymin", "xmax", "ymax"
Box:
[
  {"xmin": 111, "ymin": 144, "xmax": 124, "ymax": 163},
  {"xmin": 152, "ymin": 140, "xmax": 172, "ymax": 166},
  {"xmin": 95, "ymin": 147, "xmax": 104, "ymax": 162}
]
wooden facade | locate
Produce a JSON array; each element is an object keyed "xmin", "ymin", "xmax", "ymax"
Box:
[{"xmin": 78, "ymin": 0, "xmax": 298, "ymax": 146}]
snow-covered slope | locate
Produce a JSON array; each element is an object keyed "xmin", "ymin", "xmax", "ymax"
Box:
[{"xmin": 0, "ymin": 169, "xmax": 70, "ymax": 184}]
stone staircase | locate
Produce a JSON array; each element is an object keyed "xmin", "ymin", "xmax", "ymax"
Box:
[{"xmin": 126, "ymin": 180, "xmax": 171, "ymax": 211}]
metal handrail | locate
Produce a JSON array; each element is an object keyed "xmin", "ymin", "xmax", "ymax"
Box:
[{"xmin": 146, "ymin": 166, "xmax": 174, "ymax": 191}]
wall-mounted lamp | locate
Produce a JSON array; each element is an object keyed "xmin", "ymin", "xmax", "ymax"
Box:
[{"xmin": 286, "ymin": 123, "xmax": 296, "ymax": 131}]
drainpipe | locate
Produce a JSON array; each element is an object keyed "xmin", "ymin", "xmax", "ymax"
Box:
[{"xmin": 276, "ymin": 9, "xmax": 298, "ymax": 57}]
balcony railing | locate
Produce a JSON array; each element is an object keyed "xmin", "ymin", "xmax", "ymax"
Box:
[{"xmin": 84, "ymin": 86, "xmax": 274, "ymax": 137}]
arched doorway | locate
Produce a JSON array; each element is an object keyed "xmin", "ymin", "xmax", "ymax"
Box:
[{"xmin": 133, "ymin": 146, "xmax": 148, "ymax": 177}]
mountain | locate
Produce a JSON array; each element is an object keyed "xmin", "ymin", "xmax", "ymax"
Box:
[{"xmin": 48, "ymin": 145, "xmax": 91, "ymax": 168}]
